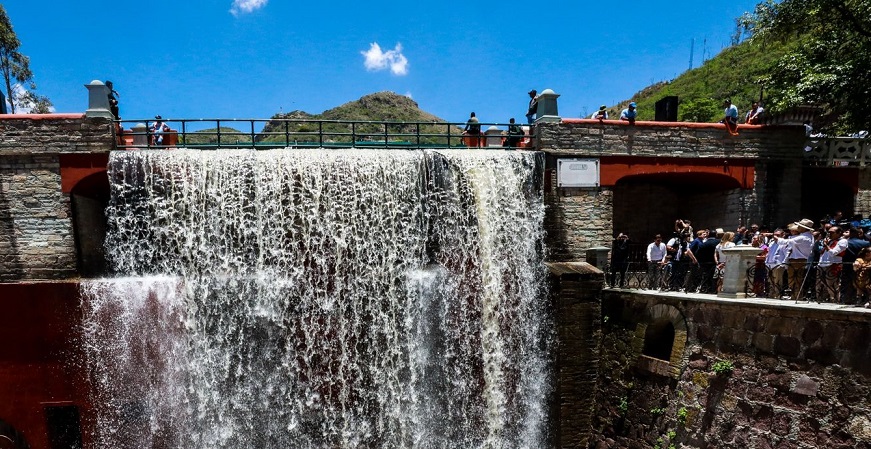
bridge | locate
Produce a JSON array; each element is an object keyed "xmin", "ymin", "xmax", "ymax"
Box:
[{"xmin": 1, "ymin": 82, "xmax": 871, "ymax": 448}]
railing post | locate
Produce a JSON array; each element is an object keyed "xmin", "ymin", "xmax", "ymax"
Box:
[
  {"xmin": 321, "ymin": 121, "xmax": 325, "ymax": 147},
  {"xmin": 348, "ymin": 122, "xmax": 352, "ymax": 148},
  {"xmin": 251, "ymin": 121, "xmax": 256, "ymax": 148},
  {"xmin": 285, "ymin": 120, "xmax": 289, "ymax": 147},
  {"xmin": 416, "ymin": 123, "xmax": 421, "ymax": 149},
  {"xmin": 181, "ymin": 120, "xmax": 186, "ymax": 146},
  {"xmin": 217, "ymin": 120, "xmax": 222, "ymax": 147}
]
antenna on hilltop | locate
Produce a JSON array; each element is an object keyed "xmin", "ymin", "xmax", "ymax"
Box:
[{"xmin": 689, "ymin": 38, "xmax": 695, "ymax": 70}]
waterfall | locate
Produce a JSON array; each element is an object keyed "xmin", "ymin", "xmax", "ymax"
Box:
[{"xmin": 81, "ymin": 148, "xmax": 550, "ymax": 449}]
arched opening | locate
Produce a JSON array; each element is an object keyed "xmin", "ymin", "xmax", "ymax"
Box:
[
  {"xmin": 614, "ymin": 172, "xmax": 745, "ymax": 242},
  {"xmin": 642, "ymin": 319, "xmax": 676, "ymax": 361},
  {"xmin": 70, "ymin": 170, "xmax": 110, "ymax": 276},
  {"xmin": 801, "ymin": 168, "xmax": 856, "ymax": 223},
  {"xmin": 0, "ymin": 419, "xmax": 29, "ymax": 449}
]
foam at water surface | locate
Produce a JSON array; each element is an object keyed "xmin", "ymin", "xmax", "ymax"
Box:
[{"xmin": 81, "ymin": 148, "xmax": 550, "ymax": 448}]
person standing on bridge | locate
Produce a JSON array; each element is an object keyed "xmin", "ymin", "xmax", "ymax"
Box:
[
  {"xmin": 526, "ymin": 90, "xmax": 538, "ymax": 124},
  {"xmin": 106, "ymin": 80, "xmax": 119, "ymax": 120}
]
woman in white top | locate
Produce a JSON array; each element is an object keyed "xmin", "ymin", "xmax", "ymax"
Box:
[{"xmin": 715, "ymin": 231, "xmax": 736, "ymax": 267}]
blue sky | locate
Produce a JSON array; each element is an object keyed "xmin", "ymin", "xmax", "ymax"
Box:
[{"xmin": 5, "ymin": 0, "xmax": 760, "ymax": 127}]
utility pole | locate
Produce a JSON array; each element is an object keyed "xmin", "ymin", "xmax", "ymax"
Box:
[{"xmin": 689, "ymin": 38, "xmax": 695, "ymax": 70}]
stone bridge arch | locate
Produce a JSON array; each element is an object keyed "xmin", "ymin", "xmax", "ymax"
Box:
[{"xmin": 610, "ymin": 163, "xmax": 755, "ymax": 244}]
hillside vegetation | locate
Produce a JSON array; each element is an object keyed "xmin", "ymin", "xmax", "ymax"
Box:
[
  {"xmin": 616, "ymin": 0, "xmax": 871, "ymax": 134},
  {"xmin": 257, "ymin": 92, "xmax": 462, "ymax": 146},
  {"xmin": 611, "ymin": 37, "xmax": 797, "ymax": 123}
]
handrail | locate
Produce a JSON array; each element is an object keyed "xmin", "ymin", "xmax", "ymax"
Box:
[
  {"xmin": 113, "ymin": 118, "xmax": 533, "ymax": 151},
  {"xmin": 803, "ymin": 136, "xmax": 871, "ymax": 167}
]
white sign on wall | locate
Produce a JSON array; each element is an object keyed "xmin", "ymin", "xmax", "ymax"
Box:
[{"xmin": 557, "ymin": 158, "xmax": 600, "ymax": 187}]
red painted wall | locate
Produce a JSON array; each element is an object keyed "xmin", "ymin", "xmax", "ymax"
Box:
[
  {"xmin": 600, "ymin": 156, "xmax": 756, "ymax": 189},
  {"xmin": 0, "ymin": 282, "xmax": 92, "ymax": 449}
]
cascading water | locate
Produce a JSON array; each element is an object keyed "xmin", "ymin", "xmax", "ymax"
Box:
[{"xmin": 80, "ymin": 148, "xmax": 550, "ymax": 449}]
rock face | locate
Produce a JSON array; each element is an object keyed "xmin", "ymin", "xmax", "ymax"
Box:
[{"xmin": 589, "ymin": 291, "xmax": 871, "ymax": 449}]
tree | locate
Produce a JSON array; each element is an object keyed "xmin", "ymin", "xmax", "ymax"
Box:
[
  {"xmin": 751, "ymin": 0, "xmax": 871, "ymax": 133},
  {"xmin": 0, "ymin": 5, "xmax": 50, "ymax": 114}
]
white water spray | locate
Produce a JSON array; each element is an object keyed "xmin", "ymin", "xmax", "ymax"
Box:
[{"xmin": 81, "ymin": 148, "xmax": 550, "ymax": 448}]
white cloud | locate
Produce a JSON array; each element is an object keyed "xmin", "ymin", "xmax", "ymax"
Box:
[
  {"xmin": 5, "ymin": 83, "xmax": 55, "ymax": 114},
  {"xmin": 404, "ymin": 91, "xmax": 413, "ymax": 99},
  {"xmin": 361, "ymin": 42, "xmax": 409, "ymax": 76},
  {"xmin": 230, "ymin": 0, "xmax": 268, "ymax": 16}
]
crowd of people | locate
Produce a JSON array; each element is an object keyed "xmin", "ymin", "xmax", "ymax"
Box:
[{"xmin": 609, "ymin": 213, "xmax": 871, "ymax": 308}]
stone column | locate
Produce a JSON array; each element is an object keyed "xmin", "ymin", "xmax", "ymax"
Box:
[
  {"xmin": 85, "ymin": 80, "xmax": 113, "ymax": 119},
  {"xmin": 718, "ymin": 246, "xmax": 764, "ymax": 299},
  {"xmin": 484, "ymin": 126, "xmax": 503, "ymax": 147},
  {"xmin": 535, "ymin": 89, "xmax": 561, "ymax": 124},
  {"xmin": 585, "ymin": 247, "xmax": 611, "ymax": 271},
  {"xmin": 132, "ymin": 123, "xmax": 149, "ymax": 148}
]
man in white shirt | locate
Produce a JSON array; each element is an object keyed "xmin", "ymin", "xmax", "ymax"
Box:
[
  {"xmin": 786, "ymin": 218, "xmax": 815, "ymax": 300},
  {"xmin": 765, "ymin": 229, "xmax": 789, "ymax": 298},
  {"xmin": 646, "ymin": 234, "xmax": 667, "ymax": 289}
]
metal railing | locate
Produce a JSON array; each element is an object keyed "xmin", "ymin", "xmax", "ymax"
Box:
[
  {"xmin": 804, "ymin": 137, "xmax": 871, "ymax": 167},
  {"xmin": 606, "ymin": 260, "xmax": 869, "ymax": 306},
  {"xmin": 114, "ymin": 118, "xmax": 532, "ymax": 151}
]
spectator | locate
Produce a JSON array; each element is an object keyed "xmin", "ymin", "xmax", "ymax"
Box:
[
  {"xmin": 463, "ymin": 112, "xmax": 481, "ymax": 147},
  {"xmin": 620, "ymin": 102, "xmax": 637, "ymax": 125},
  {"xmin": 646, "ymin": 234, "xmax": 667, "ymax": 289},
  {"xmin": 591, "ymin": 105, "xmax": 608, "ymax": 120},
  {"xmin": 841, "ymin": 227, "xmax": 871, "ymax": 305},
  {"xmin": 505, "ymin": 118, "xmax": 524, "ymax": 148},
  {"xmin": 818, "ymin": 226, "xmax": 846, "ymax": 303},
  {"xmin": 745, "ymin": 101, "xmax": 764, "ymax": 124},
  {"xmin": 721, "ymin": 99, "xmax": 739, "ymax": 136},
  {"xmin": 526, "ymin": 90, "xmax": 538, "ymax": 124},
  {"xmin": 785, "ymin": 218, "xmax": 815, "ymax": 300},
  {"xmin": 765, "ymin": 229, "xmax": 789, "ymax": 298},
  {"xmin": 151, "ymin": 115, "xmax": 170, "ymax": 146},
  {"xmin": 694, "ymin": 229, "xmax": 721, "ymax": 293},
  {"xmin": 609, "ymin": 233, "xmax": 631, "ymax": 288},
  {"xmin": 106, "ymin": 80, "xmax": 119, "ymax": 120},
  {"xmin": 715, "ymin": 231, "xmax": 736, "ymax": 268},
  {"xmin": 854, "ymin": 247, "xmax": 871, "ymax": 308}
]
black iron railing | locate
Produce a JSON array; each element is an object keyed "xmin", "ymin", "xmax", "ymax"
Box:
[
  {"xmin": 114, "ymin": 118, "xmax": 533, "ymax": 151},
  {"xmin": 605, "ymin": 260, "xmax": 869, "ymax": 306}
]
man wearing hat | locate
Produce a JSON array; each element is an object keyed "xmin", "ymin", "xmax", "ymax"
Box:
[
  {"xmin": 591, "ymin": 105, "xmax": 608, "ymax": 120},
  {"xmin": 526, "ymin": 90, "xmax": 538, "ymax": 124},
  {"xmin": 620, "ymin": 102, "xmax": 637, "ymax": 124},
  {"xmin": 785, "ymin": 218, "xmax": 815, "ymax": 300}
]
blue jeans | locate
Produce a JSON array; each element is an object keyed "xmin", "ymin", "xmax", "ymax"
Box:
[{"xmin": 526, "ymin": 113, "xmax": 535, "ymax": 124}]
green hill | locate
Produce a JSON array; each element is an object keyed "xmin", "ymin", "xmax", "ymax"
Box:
[
  {"xmin": 612, "ymin": 37, "xmax": 798, "ymax": 123},
  {"xmin": 257, "ymin": 92, "xmax": 462, "ymax": 146}
]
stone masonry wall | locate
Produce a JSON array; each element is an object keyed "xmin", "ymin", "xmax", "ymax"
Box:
[
  {"xmin": 544, "ymin": 185, "xmax": 613, "ymax": 263},
  {"xmin": 548, "ymin": 262, "xmax": 604, "ymax": 449},
  {"xmin": 590, "ymin": 292, "xmax": 871, "ymax": 449},
  {"xmin": 855, "ymin": 169, "xmax": 871, "ymax": 217},
  {"xmin": 0, "ymin": 115, "xmax": 114, "ymax": 281},
  {"xmin": 536, "ymin": 120, "xmax": 806, "ymax": 160}
]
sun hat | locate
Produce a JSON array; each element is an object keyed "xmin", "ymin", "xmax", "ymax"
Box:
[{"xmin": 793, "ymin": 218, "xmax": 815, "ymax": 231}]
